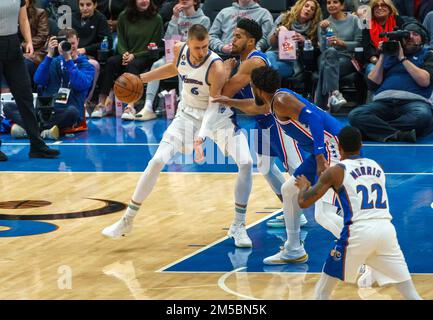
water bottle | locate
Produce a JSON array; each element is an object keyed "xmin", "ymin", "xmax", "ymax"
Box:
[
  {"xmin": 303, "ymin": 39, "xmax": 314, "ymax": 63},
  {"xmin": 101, "ymin": 36, "xmax": 109, "ymax": 50},
  {"xmin": 326, "ymin": 27, "xmax": 334, "ymax": 48}
]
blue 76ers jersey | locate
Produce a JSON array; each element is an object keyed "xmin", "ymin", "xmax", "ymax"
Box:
[{"xmin": 272, "ymin": 88, "xmax": 342, "ymax": 161}]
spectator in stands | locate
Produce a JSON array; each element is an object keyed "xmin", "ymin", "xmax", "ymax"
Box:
[
  {"xmin": 92, "ymin": 0, "xmax": 163, "ymax": 118},
  {"xmin": 97, "ymin": 0, "xmax": 127, "ymax": 50},
  {"xmin": 4, "ymin": 28, "xmax": 95, "ymax": 140},
  {"xmin": 423, "ymin": 11, "xmax": 433, "ymax": 48},
  {"xmin": 393, "ymin": 0, "xmax": 433, "ymax": 24},
  {"xmin": 348, "ymin": 22, "xmax": 433, "ymax": 142},
  {"xmin": 315, "ymin": 0, "xmax": 362, "ymax": 111},
  {"xmin": 345, "ymin": 0, "xmax": 370, "ymax": 14},
  {"xmin": 38, "ymin": 0, "xmax": 79, "ymax": 35},
  {"xmin": 361, "ymin": 0, "xmax": 404, "ymax": 76},
  {"xmin": 22, "ymin": 0, "xmax": 49, "ymax": 81},
  {"xmin": 72, "ymin": 0, "xmax": 112, "ymax": 110},
  {"xmin": 266, "ymin": 0, "xmax": 322, "ymax": 78},
  {"xmin": 134, "ymin": 0, "xmax": 211, "ymax": 121},
  {"xmin": 97, "ymin": 0, "xmax": 127, "ymax": 32},
  {"xmin": 209, "ymin": 0, "xmax": 274, "ymax": 56}
]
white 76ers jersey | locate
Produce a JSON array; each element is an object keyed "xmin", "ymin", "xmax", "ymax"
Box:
[
  {"xmin": 176, "ymin": 44, "xmax": 222, "ymax": 110},
  {"xmin": 336, "ymin": 157, "xmax": 392, "ymax": 225}
]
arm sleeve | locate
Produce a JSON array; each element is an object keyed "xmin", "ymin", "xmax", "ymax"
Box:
[
  {"xmin": 64, "ymin": 58, "xmax": 95, "ymax": 92},
  {"xmin": 420, "ymin": 51, "xmax": 433, "ymax": 82},
  {"xmin": 33, "ymin": 55, "xmax": 53, "ymax": 86},
  {"xmin": 32, "ymin": 10, "xmax": 49, "ymax": 49},
  {"xmin": 197, "ymin": 99, "xmax": 233, "ymax": 139},
  {"xmin": 209, "ymin": 13, "xmax": 225, "ymax": 53},
  {"xmin": 116, "ymin": 14, "xmax": 128, "ymax": 55},
  {"xmin": 343, "ymin": 18, "xmax": 363, "ymax": 52},
  {"xmin": 298, "ymin": 107, "xmax": 326, "ymax": 155},
  {"xmin": 257, "ymin": 11, "xmax": 274, "ymax": 51}
]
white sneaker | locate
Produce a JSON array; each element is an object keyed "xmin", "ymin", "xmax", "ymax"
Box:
[
  {"xmin": 263, "ymin": 243, "xmax": 308, "ymax": 265},
  {"xmin": 266, "ymin": 213, "xmax": 308, "ymax": 228},
  {"xmin": 358, "ymin": 265, "xmax": 376, "ymax": 288},
  {"xmin": 91, "ymin": 106, "xmax": 108, "ymax": 118},
  {"xmin": 11, "ymin": 124, "xmax": 28, "ymax": 138},
  {"xmin": 135, "ymin": 109, "xmax": 156, "ymax": 121},
  {"xmin": 101, "ymin": 217, "xmax": 133, "ymax": 239},
  {"xmin": 121, "ymin": 106, "xmax": 136, "ymax": 121},
  {"xmin": 41, "ymin": 125, "xmax": 59, "ymax": 140},
  {"xmin": 228, "ymin": 224, "xmax": 252, "ymax": 248},
  {"xmin": 328, "ymin": 90, "xmax": 347, "ymax": 112}
]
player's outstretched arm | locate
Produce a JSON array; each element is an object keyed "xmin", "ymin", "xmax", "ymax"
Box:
[
  {"xmin": 212, "ymin": 96, "xmax": 269, "ymax": 115},
  {"xmin": 139, "ymin": 42, "xmax": 183, "ymax": 84},
  {"xmin": 296, "ymin": 165, "xmax": 344, "ymax": 208}
]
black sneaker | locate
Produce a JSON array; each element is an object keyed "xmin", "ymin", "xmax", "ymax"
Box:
[
  {"xmin": 0, "ymin": 150, "xmax": 8, "ymax": 161},
  {"xmin": 29, "ymin": 146, "xmax": 60, "ymax": 159}
]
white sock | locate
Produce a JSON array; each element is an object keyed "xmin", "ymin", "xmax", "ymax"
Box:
[
  {"xmin": 123, "ymin": 199, "xmax": 141, "ymax": 221},
  {"xmin": 234, "ymin": 205, "xmax": 247, "ymax": 226},
  {"xmin": 144, "ymin": 100, "xmax": 154, "ymax": 113},
  {"xmin": 281, "ymin": 177, "xmax": 302, "ymax": 250},
  {"xmin": 395, "ymin": 280, "xmax": 422, "ymax": 300},
  {"xmin": 314, "ymin": 273, "xmax": 339, "ymax": 300}
]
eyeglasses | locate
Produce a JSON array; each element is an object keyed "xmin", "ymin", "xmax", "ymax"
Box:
[{"xmin": 374, "ymin": 3, "xmax": 389, "ymax": 9}]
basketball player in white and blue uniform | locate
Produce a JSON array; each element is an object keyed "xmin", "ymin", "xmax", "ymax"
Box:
[
  {"xmin": 296, "ymin": 126, "xmax": 421, "ymax": 300},
  {"xmin": 102, "ymin": 25, "xmax": 254, "ymax": 248},
  {"xmin": 215, "ymin": 66, "xmax": 345, "ymax": 264},
  {"xmin": 217, "ymin": 18, "xmax": 307, "ymax": 226}
]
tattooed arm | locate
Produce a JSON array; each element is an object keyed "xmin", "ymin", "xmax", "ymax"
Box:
[{"xmin": 295, "ymin": 165, "xmax": 345, "ymax": 208}]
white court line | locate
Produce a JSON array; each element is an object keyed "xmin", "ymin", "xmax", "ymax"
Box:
[
  {"xmin": 217, "ymin": 267, "xmax": 260, "ymax": 300},
  {"xmin": 4, "ymin": 171, "xmax": 433, "ymax": 175},
  {"xmin": 3, "ymin": 142, "xmax": 433, "ymax": 147},
  {"xmin": 155, "ymin": 209, "xmax": 282, "ymax": 273},
  {"xmin": 1, "ymin": 142, "xmax": 159, "ymax": 146}
]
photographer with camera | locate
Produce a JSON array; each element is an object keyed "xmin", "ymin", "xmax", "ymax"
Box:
[
  {"xmin": 3, "ymin": 28, "xmax": 95, "ymax": 140},
  {"xmin": 0, "ymin": 0, "xmax": 60, "ymax": 161},
  {"xmin": 349, "ymin": 22, "xmax": 433, "ymax": 142}
]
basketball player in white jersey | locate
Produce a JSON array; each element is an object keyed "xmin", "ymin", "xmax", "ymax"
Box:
[
  {"xmin": 296, "ymin": 126, "xmax": 422, "ymax": 300},
  {"xmin": 102, "ymin": 24, "xmax": 254, "ymax": 248}
]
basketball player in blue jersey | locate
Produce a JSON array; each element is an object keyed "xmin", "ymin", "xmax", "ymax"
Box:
[
  {"xmin": 296, "ymin": 126, "xmax": 422, "ymax": 300},
  {"xmin": 218, "ymin": 18, "xmax": 307, "ymax": 226},
  {"xmin": 215, "ymin": 65, "xmax": 345, "ymax": 264},
  {"xmin": 102, "ymin": 25, "xmax": 254, "ymax": 248}
]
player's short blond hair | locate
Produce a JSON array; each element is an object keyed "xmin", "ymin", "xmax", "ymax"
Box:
[{"xmin": 188, "ymin": 24, "xmax": 209, "ymax": 41}]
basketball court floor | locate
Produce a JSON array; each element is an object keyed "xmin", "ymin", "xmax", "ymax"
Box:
[{"xmin": 1, "ymin": 115, "xmax": 432, "ymax": 300}]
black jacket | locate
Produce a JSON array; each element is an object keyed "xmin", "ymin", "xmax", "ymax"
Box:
[{"xmin": 72, "ymin": 11, "xmax": 113, "ymax": 58}]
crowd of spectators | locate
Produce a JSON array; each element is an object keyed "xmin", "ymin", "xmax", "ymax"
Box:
[{"xmin": 0, "ymin": 0, "xmax": 432, "ymax": 142}]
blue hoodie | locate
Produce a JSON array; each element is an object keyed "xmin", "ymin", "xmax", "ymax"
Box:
[{"xmin": 34, "ymin": 54, "xmax": 95, "ymax": 118}]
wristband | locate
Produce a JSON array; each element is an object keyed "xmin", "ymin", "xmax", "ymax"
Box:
[{"xmin": 399, "ymin": 57, "xmax": 408, "ymax": 63}]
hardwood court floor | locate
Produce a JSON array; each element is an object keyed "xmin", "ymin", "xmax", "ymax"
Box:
[{"xmin": 1, "ymin": 172, "xmax": 432, "ymax": 300}]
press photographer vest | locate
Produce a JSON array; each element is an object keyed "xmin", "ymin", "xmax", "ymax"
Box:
[{"xmin": 376, "ymin": 47, "xmax": 433, "ymax": 100}]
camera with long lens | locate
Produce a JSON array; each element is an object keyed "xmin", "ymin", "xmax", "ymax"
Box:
[
  {"xmin": 379, "ymin": 30, "xmax": 410, "ymax": 56},
  {"xmin": 35, "ymin": 96, "xmax": 55, "ymax": 128},
  {"xmin": 53, "ymin": 35, "xmax": 71, "ymax": 56}
]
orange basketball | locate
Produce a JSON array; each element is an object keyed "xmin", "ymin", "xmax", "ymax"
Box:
[{"xmin": 114, "ymin": 73, "xmax": 144, "ymax": 104}]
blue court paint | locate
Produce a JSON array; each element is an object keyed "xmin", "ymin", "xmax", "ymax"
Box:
[
  {"xmin": 0, "ymin": 220, "xmax": 58, "ymax": 237},
  {"xmin": 2, "ymin": 115, "xmax": 433, "ymax": 274},
  {"xmin": 163, "ymin": 175, "xmax": 433, "ymax": 273}
]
